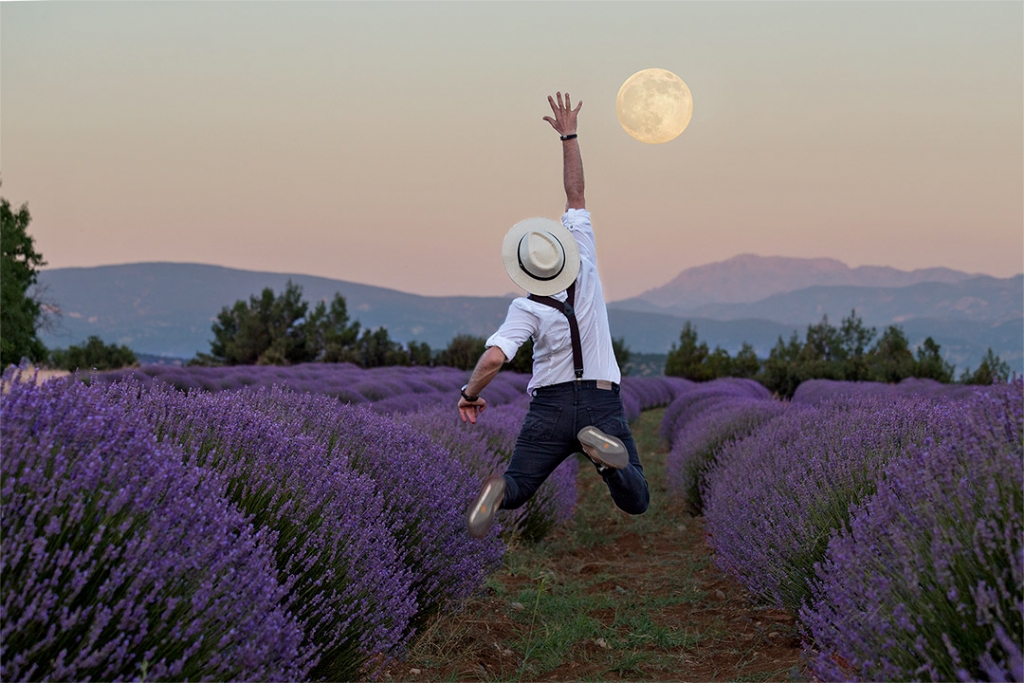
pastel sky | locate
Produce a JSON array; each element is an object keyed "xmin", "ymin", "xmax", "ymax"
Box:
[{"xmin": 2, "ymin": 1, "xmax": 1022, "ymax": 300}]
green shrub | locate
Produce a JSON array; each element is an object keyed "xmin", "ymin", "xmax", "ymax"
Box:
[{"xmin": 50, "ymin": 336, "xmax": 136, "ymax": 371}]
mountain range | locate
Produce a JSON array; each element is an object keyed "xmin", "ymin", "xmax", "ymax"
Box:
[
  {"xmin": 34, "ymin": 256, "xmax": 1023, "ymax": 375},
  {"xmin": 633, "ymin": 254, "xmax": 985, "ymax": 309}
]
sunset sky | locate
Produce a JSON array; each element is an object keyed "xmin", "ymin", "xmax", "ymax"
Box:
[{"xmin": 2, "ymin": 1, "xmax": 1022, "ymax": 300}]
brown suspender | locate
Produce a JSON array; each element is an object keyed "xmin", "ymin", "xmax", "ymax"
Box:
[{"xmin": 528, "ymin": 280, "xmax": 584, "ymax": 380}]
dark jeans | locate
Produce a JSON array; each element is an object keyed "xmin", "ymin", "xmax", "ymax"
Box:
[{"xmin": 501, "ymin": 380, "xmax": 650, "ymax": 515}]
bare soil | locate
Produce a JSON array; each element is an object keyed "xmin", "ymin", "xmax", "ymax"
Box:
[{"xmin": 381, "ymin": 409, "xmax": 806, "ymax": 682}]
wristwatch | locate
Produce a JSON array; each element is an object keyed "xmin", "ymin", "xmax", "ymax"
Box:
[{"xmin": 460, "ymin": 384, "xmax": 479, "ymax": 402}]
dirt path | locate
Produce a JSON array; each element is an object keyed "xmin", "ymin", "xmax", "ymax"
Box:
[{"xmin": 382, "ymin": 408, "xmax": 804, "ymax": 682}]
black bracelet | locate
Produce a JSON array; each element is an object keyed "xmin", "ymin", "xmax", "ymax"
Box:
[
  {"xmin": 560, "ymin": 133, "xmax": 578, "ymax": 141},
  {"xmin": 461, "ymin": 384, "xmax": 479, "ymax": 402}
]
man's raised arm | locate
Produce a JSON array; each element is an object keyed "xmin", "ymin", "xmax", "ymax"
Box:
[{"xmin": 543, "ymin": 92, "xmax": 585, "ymax": 210}]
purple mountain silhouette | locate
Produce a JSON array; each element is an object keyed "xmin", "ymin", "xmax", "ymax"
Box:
[{"xmin": 637, "ymin": 254, "xmax": 979, "ymax": 309}]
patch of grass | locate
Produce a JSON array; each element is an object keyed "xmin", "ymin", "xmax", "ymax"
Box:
[
  {"xmin": 612, "ymin": 610, "xmax": 690, "ymax": 649},
  {"xmin": 606, "ymin": 648, "xmax": 648, "ymax": 677},
  {"xmin": 499, "ymin": 539, "xmax": 537, "ymax": 579},
  {"xmin": 507, "ymin": 572, "xmax": 611, "ymax": 673}
]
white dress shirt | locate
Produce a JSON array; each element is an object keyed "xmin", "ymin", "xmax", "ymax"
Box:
[{"xmin": 486, "ymin": 209, "xmax": 621, "ymax": 393}]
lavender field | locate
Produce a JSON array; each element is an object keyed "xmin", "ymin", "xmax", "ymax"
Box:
[
  {"xmin": 1, "ymin": 363, "xmax": 685, "ymax": 681},
  {"xmin": 4, "ymin": 363, "xmax": 1020, "ymax": 681},
  {"xmin": 663, "ymin": 376, "xmax": 1023, "ymax": 682}
]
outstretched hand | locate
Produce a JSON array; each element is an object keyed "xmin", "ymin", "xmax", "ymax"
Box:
[{"xmin": 543, "ymin": 92, "xmax": 582, "ymax": 136}]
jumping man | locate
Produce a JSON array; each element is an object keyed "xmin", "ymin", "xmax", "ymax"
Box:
[{"xmin": 459, "ymin": 92, "xmax": 651, "ymax": 538}]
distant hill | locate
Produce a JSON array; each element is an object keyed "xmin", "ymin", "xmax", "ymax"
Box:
[
  {"xmin": 633, "ymin": 254, "xmax": 984, "ymax": 309},
  {"xmin": 614, "ymin": 276, "xmax": 1023, "ymax": 328},
  {"xmin": 34, "ymin": 261, "xmax": 1022, "ymax": 375}
]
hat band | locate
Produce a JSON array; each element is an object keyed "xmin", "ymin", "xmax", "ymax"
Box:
[{"xmin": 518, "ymin": 242, "xmax": 565, "ymax": 282}]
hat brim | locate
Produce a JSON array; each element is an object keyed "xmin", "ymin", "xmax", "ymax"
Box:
[{"xmin": 501, "ymin": 217, "xmax": 581, "ymax": 296}]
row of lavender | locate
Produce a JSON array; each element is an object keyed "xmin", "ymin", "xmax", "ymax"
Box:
[
  {"xmin": 88, "ymin": 363, "xmax": 531, "ymax": 415},
  {"xmin": 2, "ymin": 364, "xmax": 685, "ymax": 681},
  {"xmin": 663, "ymin": 376, "xmax": 1023, "ymax": 681},
  {"xmin": 89, "ymin": 361, "xmax": 680, "ymax": 421}
]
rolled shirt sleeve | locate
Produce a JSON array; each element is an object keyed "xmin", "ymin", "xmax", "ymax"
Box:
[{"xmin": 485, "ymin": 299, "xmax": 539, "ymax": 363}]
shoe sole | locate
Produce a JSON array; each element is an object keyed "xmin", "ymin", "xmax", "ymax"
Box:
[
  {"xmin": 577, "ymin": 426, "xmax": 629, "ymax": 470},
  {"xmin": 467, "ymin": 475, "xmax": 506, "ymax": 539}
]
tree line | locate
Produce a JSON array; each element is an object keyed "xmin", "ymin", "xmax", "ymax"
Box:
[
  {"xmin": 664, "ymin": 314, "xmax": 1012, "ymax": 398},
  {"xmin": 190, "ymin": 280, "xmax": 635, "ymax": 374},
  {"xmin": 189, "ymin": 280, "xmax": 522, "ymax": 370},
  {"xmin": 191, "ymin": 281, "xmax": 462, "ymax": 369}
]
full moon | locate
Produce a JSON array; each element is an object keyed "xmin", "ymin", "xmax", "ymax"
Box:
[{"xmin": 616, "ymin": 68, "xmax": 693, "ymax": 144}]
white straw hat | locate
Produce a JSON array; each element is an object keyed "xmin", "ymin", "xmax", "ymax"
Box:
[{"xmin": 501, "ymin": 217, "xmax": 581, "ymax": 296}]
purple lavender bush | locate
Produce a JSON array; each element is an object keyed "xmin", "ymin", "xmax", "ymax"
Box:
[
  {"xmin": 800, "ymin": 380, "xmax": 1023, "ymax": 682},
  {"xmin": 660, "ymin": 377, "xmax": 769, "ymax": 446},
  {"xmin": 368, "ymin": 390, "xmax": 457, "ymax": 416},
  {"xmin": 1, "ymin": 376, "xmax": 310, "ymax": 682},
  {"xmin": 793, "ymin": 377, "xmax": 980, "ymax": 405},
  {"xmin": 703, "ymin": 394, "xmax": 945, "ymax": 612},
  {"xmin": 129, "ymin": 381, "xmax": 417, "ymax": 681},
  {"xmin": 364, "ymin": 370, "xmax": 529, "ymax": 416},
  {"xmin": 665, "ymin": 397, "xmax": 788, "ymax": 515},
  {"xmin": 245, "ymin": 388, "xmax": 508, "ymax": 629}
]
